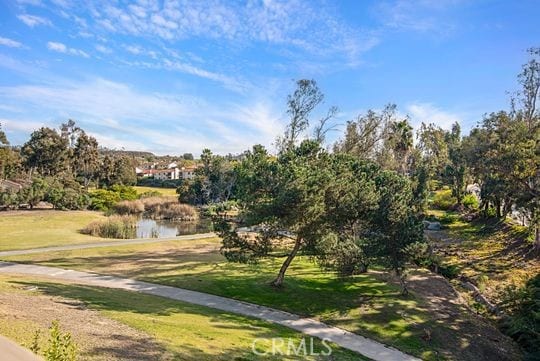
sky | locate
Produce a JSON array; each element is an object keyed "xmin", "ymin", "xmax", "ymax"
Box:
[{"xmin": 0, "ymin": 0, "xmax": 539, "ymax": 155}]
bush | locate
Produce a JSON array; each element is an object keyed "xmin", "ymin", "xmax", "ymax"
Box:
[
  {"xmin": 81, "ymin": 215, "xmax": 136, "ymax": 238},
  {"xmin": 114, "ymin": 200, "xmax": 144, "ymax": 215},
  {"xmin": 463, "ymin": 193, "xmax": 479, "ymax": 210},
  {"xmin": 109, "ymin": 185, "xmax": 138, "ymax": 201},
  {"xmin": 43, "ymin": 320, "xmax": 77, "ymax": 361},
  {"xmin": 159, "ymin": 203, "xmax": 198, "ymax": 221},
  {"xmin": 139, "ymin": 190, "xmax": 162, "ymax": 198},
  {"xmin": 89, "ymin": 189, "xmax": 120, "ymax": 211},
  {"xmin": 432, "ymin": 189, "xmax": 456, "ymax": 210},
  {"xmin": 317, "ymin": 235, "xmax": 369, "ymax": 277},
  {"xmin": 500, "ymin": 274, "xmax": 540, "ymax": 359},
  {"xmin": 89, "ymin": 186, "xmax": 138, "ymax": 211}
]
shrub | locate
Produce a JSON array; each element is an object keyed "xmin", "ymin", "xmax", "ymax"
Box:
[
  {"xmin": 139, "ymin": 190, "xmax": 162, "ymax": 198},
  {"xmin": 500, "ymin": 274, "xmax": 540, "ymax": 359},
  {"xmin": 109, "ymin": 185, "xmax": 138, "ymax": 201},
  {"xmin": 89, "ymin": 189, "xmax": 121, "ymax": 211},
  {"xmin": 463, "ymin": 193, "xmax": 479, "ymax": 210},
  {"xmin": 43, "ymin": 320, "xmax": 77, "ymax": 361},
  {"xmin": 81, "ymin": 215, "xmax": 136, "ymax": 239},
  {"xmin": 89, "ymin": 186, "xmax": 138, "ymax": 211},
  {"xmin": 159, "ymin": 203, "xmax": 198, "ymax": 221},
  {"xmin": 432, "ymin": 189, "xmax": 456, "ymax": 210},
  {"xmin": 113, "ymin": 200, "xmax": 144, "ymax": 215}
]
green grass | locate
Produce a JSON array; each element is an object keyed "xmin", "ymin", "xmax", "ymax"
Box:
[
  {"xmin": 133, "ymin": 186, "xmax": 178, "ymax": 196},
  {"xmin": 0, "ymin": 275, "xmax": 364, "ymax": 360},
  {"xmin": 3, "ymin": 240, "xmax": 441, "ymax": 359},
  {"xmin": 0, "ymin": 210, "xmax": 114, "ymax": 251}
]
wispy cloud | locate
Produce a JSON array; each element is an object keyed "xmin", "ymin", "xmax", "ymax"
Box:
[
  {"xmin": 0, "ymin": 77, "xmax": 284, "ymax": 154},
  {"xmin": 407, "ymin": 102, "xmax": 462, "ymax": 130},
  {"xmin": 95, "ymin": 44, "xmax": 112, "ymax": 54},
  {"xmin": 374, "ymin": 0, "xmax": 462, "ymax": 34},
  {"xmin": 0, "ymin": 36, "xmax": 23, "ymax": 48},
  {"xmin": 47, "ymin": 41, "xmax": 90, "ymax": 58},
  {"xmin": 17, "ymin": 13, "xmax": 52, "ymax": 27},
  {"xmin": 63, "ymin": 1, "xmax": 375, "ymax": 65}
]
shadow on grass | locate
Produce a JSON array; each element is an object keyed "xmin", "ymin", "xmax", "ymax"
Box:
[{"xmin": 10, "ymin": 280, "xmax": 365, "ymax": 361}]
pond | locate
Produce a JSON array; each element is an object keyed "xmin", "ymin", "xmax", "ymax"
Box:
[{"xmin": 135, "ymin": 217, "xmax": 213, "ymax": 238}]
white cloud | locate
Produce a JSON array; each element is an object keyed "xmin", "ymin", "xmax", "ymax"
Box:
[
  {"xmin": 406, "ymin": 103, "xmax": 462, "ymax": 130},
  {"xmin": 0, "ymin": 78, "xmax": 284, "ymax": 154},
  {"xmin": 95, "ymin": 44, "xmax": 112, "ymax": 54},
  {"xmin": 0, "ymin": 37, "xmax": 22, "ymax": 48},
  {"xmin": 17, "ymin": 14, "xmax": 52, "ymax": 27},
  {"xmin": 65, "ymin": 1, "xmax": 375, "ymax": 64},
  {"xmin": 0, "ymin": 118, "xmax": 48, "ymax": 133},
  {"xmin": 374, "ymin": 0, "xmax": 461, "ymax": 34},
  {"xmin": 47, "ymin": 41, "xmax": 90, "ymax": 58}
]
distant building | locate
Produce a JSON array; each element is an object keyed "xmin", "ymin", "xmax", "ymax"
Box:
[{"xmin": 136, "ymin": 164, "xmax": 199, "ymax": 181}]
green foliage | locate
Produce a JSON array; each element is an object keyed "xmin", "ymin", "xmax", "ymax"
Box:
[
  {"xmin": 29, "ymin": 329, "xmax": 41, "ymax": 354},
  {"xmin": 463, "ymin": 193, "xmax": 479, "ymax": 210},
  {"xmin": 21, "ymin": 127, "xmax": 69, "ymax": 177},
  {"xmin": 89, "ymin": 185, "xmax": 137, "ymax": 211},
  {"xmin": 137, "ymin": 177, "xmax": 181, "ymax": 188},
  {"xmin": 432, "ymin": 189, "xmax": 456, "ymax": 210},
  {"xmin": 500, "ymin": 274, "xmax": 540, "ymax": 359},
  {"xmin": 43, "ymin": 320, "xmax": 77, "ymax": 361}
]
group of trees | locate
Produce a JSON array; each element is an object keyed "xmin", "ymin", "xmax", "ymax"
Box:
[
  {"xmin": 0, "ymin": 120, "xmax": 137, "ymax": 210},
  {"xmin": 211, "ymin": 80, "xmax": 425, "ymax": 290},
  {"xmin": 206, "ymin": 49, "xmax": 539, "ymax": 287}
]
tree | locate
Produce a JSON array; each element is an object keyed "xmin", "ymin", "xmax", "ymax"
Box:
[
  {"xmin": 73, "ymin": 132, "xmax": 98, "ymax": 189},
  {"xmin": 278, "ymin": 79, "xmax": 324, "ymax": 152},
  {"xmin": 416, "ymin": 122, "xmax": 449, "ymax": 183},
  {"xmin": 370, "ymin": 171, "xmax": 424, "ymax": 294},
  {"xmin": 217, "ymin": 140, "xmax": 332, "ymax": 287},
  {"xmin": 111, "ymin": 156, "xmax": 136, "ymax": 186},
  {"xmin": 0, "ymin": 124, "xmax": 21, "ymax": 180},
  {"xmin": 444, "ymin": 122, "xmax": 466, "ymax": 206},
  {"xmin": 334, "ymin": 104, "xmax": 396, "ymax": 161},
  {"xmin": 387, "ymin": 118, "xmax": 414, "ymax": 175},
  {"xmin": 183, "ymin": 153, "xmax": 194, "ymax": 160},
  {"xmin": 21, "ymin": 127, "xmax": 69, "ymax": 177}
]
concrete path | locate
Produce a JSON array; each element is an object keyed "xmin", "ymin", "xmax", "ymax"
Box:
[
  {"xmin": 0, "ymin": 262, "xmax": 419, "ymax": 361},
  {"xmin": 0, "ymin": 232, "xmax": 216, "ymax": 257},
  {"xmin": 0, "ymin": 335, "xmax": 43, "ymax": 361}
]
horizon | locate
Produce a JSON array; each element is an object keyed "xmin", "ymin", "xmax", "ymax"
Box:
[{"xmin": 1, "ymin": 0, "xmax": 539, "ymax": 155}]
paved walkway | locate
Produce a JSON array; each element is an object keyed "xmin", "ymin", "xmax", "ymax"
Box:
[
  {"xmin": 0, "ymin": 233, "xmax": 216, "ymax": 257},
  {"xmin": 0, "ymin": 335, "xmax": 43, "ymax": 361},
  {"xmin": 0, "ymin": 262, "xmax": 419, "ymax": 361}
]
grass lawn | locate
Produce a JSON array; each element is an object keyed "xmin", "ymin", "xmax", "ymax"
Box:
[
  {"xmin": 0, "ymin": 275, "xmax": 363, "ymax": 360},
  {"xmin": 0, "ymin": 210, "xmax": 114, "ymax": 251},
  {"xmin": 4, "ymin": 240, "xmax": 445, "ymax": 360},
  {"xmin": 134, "ymin": 186, "xmax": 178, "ymax": 196}
]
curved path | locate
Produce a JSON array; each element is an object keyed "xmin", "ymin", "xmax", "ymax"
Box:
[
  {"xmin": 0, "ymin": 261, "xmax": 420, "ymax": 361},
  {"xmin": 0, "ymin": 232, "xmax": 216, "ymax": 257}
]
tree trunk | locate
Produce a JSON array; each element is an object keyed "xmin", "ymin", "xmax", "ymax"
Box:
[
  {"xmin": 397, "ymin": 269, "xmax": 408, "ymax": 296},
  {"xmin": 271, "ymin": 237, "xmax": 302, "ymax": 288},
  {"xmin": 535, "ymin": 226, "xmax": 540, "ymax": 252}
]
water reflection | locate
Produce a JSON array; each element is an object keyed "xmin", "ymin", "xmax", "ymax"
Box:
[{"xmin": 136, "ymin": 217, "xmax": 213, "ymax": 238}]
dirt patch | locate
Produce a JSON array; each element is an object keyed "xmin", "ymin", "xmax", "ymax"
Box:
[
  {"xmin": 404, "ymin": 269, "xmax": 521, "ymax": 361},
  {"xmin": 0, "ymin": 283, "xmax": 172, "ymax": 361}
]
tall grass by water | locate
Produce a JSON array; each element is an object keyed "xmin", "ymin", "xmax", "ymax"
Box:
[
  {"xmin": 114, "ymin": 197, "xmax": 198, "ymax": 221},
  {"xmin": 81, "ymin": 215, "xmax": 137, "ymax": 239}
]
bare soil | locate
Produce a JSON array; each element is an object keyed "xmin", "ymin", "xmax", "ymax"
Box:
[
  {"xmin": 0, "ymin": 284, "xmax": 172, "ymax": 361},
  {"xmin": 385, "ymin": 268, "xmax": 522, "ymax": 361}
]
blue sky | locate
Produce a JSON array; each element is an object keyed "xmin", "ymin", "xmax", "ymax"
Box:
[{"xmin": 0, "ymin": 0, "xmax": 539, "ymax": 155}]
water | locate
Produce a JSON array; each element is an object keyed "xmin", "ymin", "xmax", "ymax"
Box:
[{"xmin": 136, "ymin": 217, "xmax": 213, "ymax": 238}]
